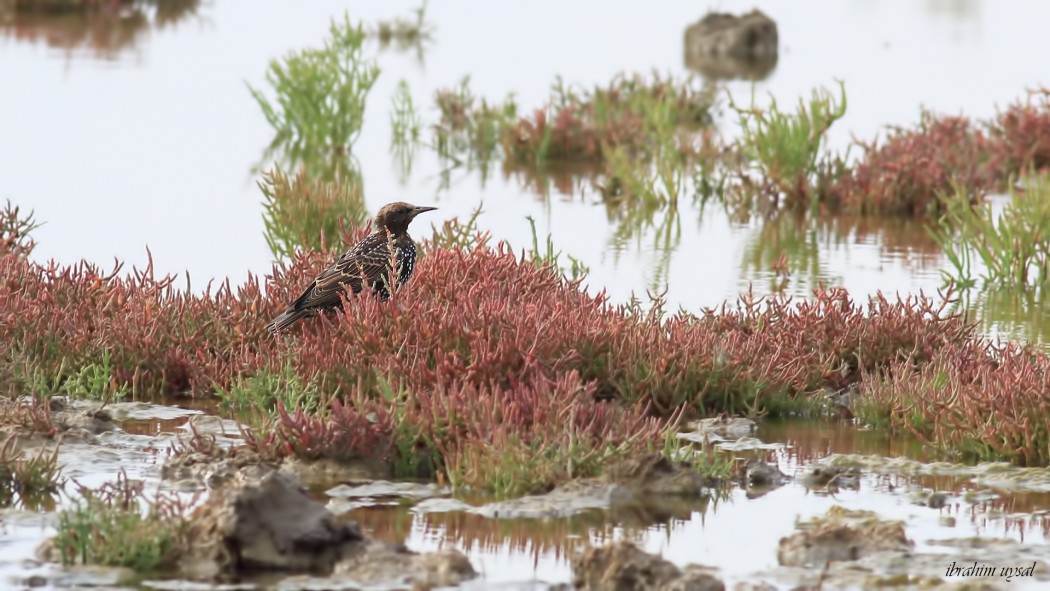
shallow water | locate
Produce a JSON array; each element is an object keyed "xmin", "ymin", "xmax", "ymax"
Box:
[
  {"xmin": 2, "ymin": 0, "xmax": 1049, "ymax": 342},
  {"xmin": 5, "ymin": 406, "xmax": 1050, "ymax": 589},
  {"xmin": 341, "ymin": 420, "xmax": 1050, "ymax": 588}
]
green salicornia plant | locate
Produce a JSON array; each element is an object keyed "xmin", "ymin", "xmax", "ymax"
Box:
[
  {"xmin": 54, "ymin": 472, "xmax": 187, "ymax": 571},
  {"xmin": 218, "ymin": 363, "xmax": 324, "ymax": 416},
  {"xmin": 730, "ymin": 81, "xmax": 847, "ymax": 201},
  {"xmin": 933, "ymin": 175, "xmax": 1050, "ymax": 289},
  {"xmin": 249, "ymin": 13, "xmax": 380, "ymax": 178}
]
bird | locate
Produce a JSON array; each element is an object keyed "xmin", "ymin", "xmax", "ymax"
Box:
[{"xmin": 267, "ymin": 202, "xmax": 437, "ymax": 334}]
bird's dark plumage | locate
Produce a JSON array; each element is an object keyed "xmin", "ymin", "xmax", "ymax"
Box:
[{"xmin": 267, "ymin": 202, "xmax": 437, "ymax": 333}]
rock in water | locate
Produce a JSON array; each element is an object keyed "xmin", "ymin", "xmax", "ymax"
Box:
[
  {"xmin": 684, "ymin": 10, "xmax": 778, "ymax": 80},
  {"xmin": 183, "ymin": 470, "xmax": 362, "ymax": 576}
]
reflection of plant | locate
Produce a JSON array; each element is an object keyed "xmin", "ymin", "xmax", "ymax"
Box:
[
  {"xmin": 260, "ymin": 167, "xmax": 366, "ymax": 260},
  {"xmin": 434, "ymin": 76, "xmax": 517, "ymax": 173},
  {"xmin": 390, "ymin": 80, "xmax": 421, "ymax": 184},
  {"xmin": 602, "ymin": 140, "xmax": 688, "ymax": 287},
  {"xmin": 933, "ymin": 175, "xmax": 1050, "ymax": 289},
  {"xmin": 740, "ymin": 211, "xmax": 825, "ymax": 294},
  {"xmin": 956, "ymin": 286, "xmax": 1050, "ymax": 347},
  {"xmin": 1, "ymin": 0, "xmax": 200, "ymax": 59},
  {"xmin": 249, "ymin": 14, "xmax": 379, "ymax": 179},
  {"xmin": 0, "ymin": 434, "xmax": 63, "ymax": 507}
]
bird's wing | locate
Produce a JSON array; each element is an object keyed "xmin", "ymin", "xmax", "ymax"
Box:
[{"xmin": 291, "ymin": 233, "xmax": 393, "ymax": 311}]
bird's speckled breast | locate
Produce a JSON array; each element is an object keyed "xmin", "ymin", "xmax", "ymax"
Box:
[{"xmin": 396, "ymin": 241, "xmax": 416, "ymax": 285}]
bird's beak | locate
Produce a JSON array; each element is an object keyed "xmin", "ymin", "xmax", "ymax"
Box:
[{"xmin": 411, "ymin": 206, "xmax": 438, "ymax": 217}]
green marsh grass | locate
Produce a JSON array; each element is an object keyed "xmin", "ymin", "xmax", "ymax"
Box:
[
  {"xmin": 729, "ymin": 81, "xmax": 847, "ymax": 208},
  {"xmin": 16, "ymin": 351, "xmax": 128, "ymax": 401},
  {"xmin": 933, "ymin": 175, "xmax": 1050, "ymax": 289},
  {"xmin": 54, "ymin": 472, "xmax": 187, "ymax": 570},
  {"xmin": 249, "ymin": 13, "xmax": 379, "ymax": 179},
  {"xmin": 218, "ymin": 363, "xmax": 324, "ymax": 417}
]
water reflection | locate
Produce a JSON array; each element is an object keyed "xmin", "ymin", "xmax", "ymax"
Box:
[
  {"xmin": 367, "ymin": 1, "xmax": 433, "ymax": 65},
  {"xmin": 340, "ymin": 420, "xmax": 1050, "ymax": 586},
  {"xmin": 960, "ymin": 286, "xmax": 1050, "ymax": 347},
  {"xmin": 0, "ymin": 0, "xmax": 201, "ymax": 60},
  {"xmin": 741, "ymin": 211, "xmax": 945, "ymax": 295},
  {"xmin": 347, "ymin": 494, "xmax": 714, "ymax": 566}
]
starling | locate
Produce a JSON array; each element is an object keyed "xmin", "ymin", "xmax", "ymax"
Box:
[{"xmin": 266, "ymin": 202, "xmax": 437, "ymax": 334}]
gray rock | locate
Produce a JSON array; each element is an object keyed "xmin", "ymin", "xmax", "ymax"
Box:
[
  {"xmin": 683, "ymin": 10, "xmax": 778, "ymax": 80},
  {"xmin": 182, "ymin": 470, "xmax": 363, "ymax": 576},
  {"xmin": 571, "ymin": 542, "xmax": 724, "ymax": 591}
]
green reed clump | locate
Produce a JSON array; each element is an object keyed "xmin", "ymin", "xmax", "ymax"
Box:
[
  {"xmin": 54, "ymin": 472, "xmax": 187, "ymax": 570},
  {"xmin": 15, "ymin": 351, "xmax": 128, "ymax": 401},
  {"xmin": 424, "ymin": 203, "xmax": 487, "ymax": 252},
  {"xmin": 60, "ymin": 352, "xmax": 127, "ymax": 400},
  {"xmin": 260, "ymin": 166, "xmax": 367, "ymax": 260},
  {"xmin": 730, "ymin": 81, "xmax": 847, "ymax": 208},
  {"xmin": 933, "ymin": 175, "xmax": 1050, "ymax": 289},
  {"xmin": 249, "ymin": 13, "xmax": 379, "ymax": 176},
  {"xmin": 218, "ymin": 362, "xmax": 324, "ymax": 417},
  {"xmin": 0, "ymin": 435, "xmax": 63, "ymax": 505}
]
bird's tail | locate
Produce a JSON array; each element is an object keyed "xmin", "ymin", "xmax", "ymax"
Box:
[{"xmin": 266, "ymin": 308, "xmax": 310, "ymax": 335}]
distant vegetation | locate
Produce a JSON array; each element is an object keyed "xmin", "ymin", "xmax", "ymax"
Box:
[{"xmin": 248, "ymin": 13, "xmax": 379, "ymax": 182}]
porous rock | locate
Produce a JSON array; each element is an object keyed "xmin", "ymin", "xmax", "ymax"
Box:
[
  {"xmin": 181, "ymin": 469, "xmax": 363, "ymax": 576},
  {"xmin": 683, "ymin": 10, "xmax": 778, "ymax": 80},
  {"xmin": 777, "ymin": 513, "xmax": 912, "ymax": 567},
  {"xmin": 604, "ymin": 454, "xmax": 717, "ymax": 494},
  {"xmin": 572, "ymin": 542, "xmax": 724, "ymax": 591},
  {"xmin": 179, "ymin": 468, "xmax": 475, "ymax": 588}
]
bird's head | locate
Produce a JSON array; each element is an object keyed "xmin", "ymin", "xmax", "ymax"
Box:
[{"xmin": 374, "ymin": 202, "xmax": 437, "ymax": 235}]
